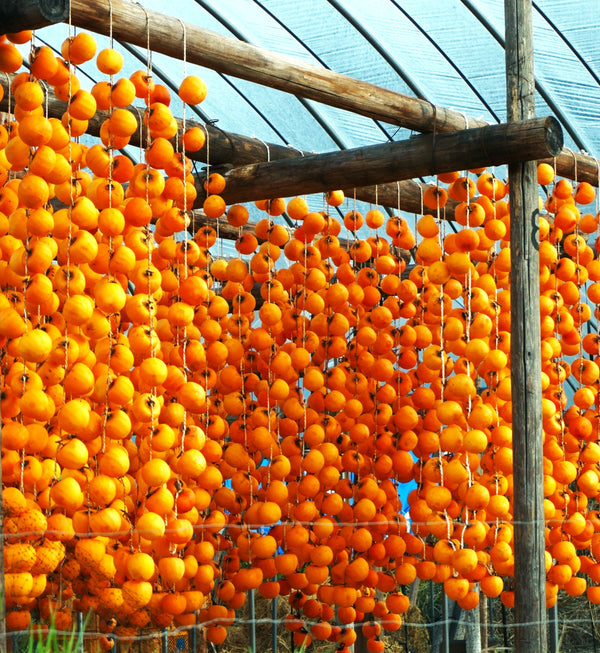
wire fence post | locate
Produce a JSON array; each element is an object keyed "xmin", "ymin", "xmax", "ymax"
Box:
[
  {"xmin": 442, "ymin": 592, "xmax": 450, "ymax": 653},
  {"xmin": 548, "ymin": 604, "xmax": 559, "ymax": 653},
  {"xmin": 161, "ymin": 629, "xmax": 169, "ymax": 653},
  {"xmin": 272, "ymin": 596, "xmax": 278, "ymax": 653},
  {"xmin": 249, "ymin": 589, "xmax": 256, "ymax": 653}
]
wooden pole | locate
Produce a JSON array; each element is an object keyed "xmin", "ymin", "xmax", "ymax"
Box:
[
  {"xmin": 0, "ymin": 74, "xmax": 589, "ymax": 211},
  {"xmin": 0, "ymin": 77, "xmax": 445, "ymax": 216},
  {"xmin": 194, "ymin": 117, "xmax": 563, "ymax": 206},
  {"xmin": 0, "ymin": 77, "xmax": 300, "ymax": 169},
  {"xmin": 0, "ymin": 0, "xmax": 68, "ymax": 32},
  {"xmin": 542, "ymin": 150, "xmax": 600, "ymax": 187},
  {"xmin": 271, "ymin": 597, "xmax": 278, "ymax": 653},
  {"xmin": 248, "ymin": 589, "xmax": 256, "ymax": 653},
  {"xmin": 61, "ymin": 0, "xmax": 487, "ymax": 134},
  {"xmin": 505, "ymin": 1, "xmax": 546, "ymax": 651},
  {"xmin": 1, "ymin": 1, "xmax": 596, "ymax": 185}
]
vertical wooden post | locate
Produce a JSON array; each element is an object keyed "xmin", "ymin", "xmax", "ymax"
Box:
[
  {"xmin": 548, "ymin": 604, "xmax": 559, "ymax": 653},
  {"xmin": 441, "ymin": 593, "xmax": 450, "ymax": 653},
  {"xmin": 353, "ymin": 624, "xmax": 368, "ymax": 653},
  {"xmin": 505, "ymin": 0, "xmax": 547, "ymax": 651},
  {"xmin": 480, "ymin": 591, "xmax": 488, "ymax": 652}
]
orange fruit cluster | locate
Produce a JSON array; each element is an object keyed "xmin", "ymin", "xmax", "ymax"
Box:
[{"xmin": 1, "ymin": 25, "xmax": 600, "ymax": 652}]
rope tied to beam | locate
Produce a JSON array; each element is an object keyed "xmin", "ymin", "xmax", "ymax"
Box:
[
  {"xmin": 134, "ymin": 2, "xmax": 153, "ymax": 81},
  {"xmin": 253, "ymin": 135, "xmax": 272, "ymax": 163},
  {"xmin": 286, "ymin": 143, "xmax": 305, "ymax": 158}
]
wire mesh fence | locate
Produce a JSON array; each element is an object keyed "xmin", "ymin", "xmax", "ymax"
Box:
[{"xmin": 5, "ymin": 583, "xmax": 600, "ymax": 653}]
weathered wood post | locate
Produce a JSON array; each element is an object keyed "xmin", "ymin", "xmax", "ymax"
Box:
[{"xmin": 505, "ymin": 0, "xmax": 548, "ymax": 650}]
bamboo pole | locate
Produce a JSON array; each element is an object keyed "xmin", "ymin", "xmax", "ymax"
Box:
[
  {"xmin": 194, "ymin": 116, "xmax": 562, "ymax": 206},
  {"xmin": 505, "ymin": 0, "xmax": 546, "ymax": 651}
]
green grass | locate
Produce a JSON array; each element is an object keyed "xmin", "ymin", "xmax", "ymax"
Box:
[{"xmin": 26, "ymin": 613, "xmax": 91, "ymax": 653}]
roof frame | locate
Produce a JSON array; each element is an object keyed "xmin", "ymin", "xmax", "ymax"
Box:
[{"xmin": 1, "ymin": 0, "xmax": 598, "ymax": 184}]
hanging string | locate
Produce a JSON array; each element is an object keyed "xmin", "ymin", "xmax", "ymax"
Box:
[
  {"xmin": 137, "ymin": 4, "xmax": 157, "ymax": 460},
  {"xmin": 594, "ymin": 157, "xmax": 600, "ymax": 443}
]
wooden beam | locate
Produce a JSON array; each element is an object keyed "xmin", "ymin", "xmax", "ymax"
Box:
[
  {"xmin": 2, "ymin": 2, "xmax": 597, "ymax": 186},
  {"xmin": 0, "ymin": 75, "xmax": 446, "ymax": 216},
  {"xmin": 0, "ymin": 72, "xmax": 593, "ymax": 210},
  {"xmin": 62, "ymin": 0, "xmax": 485, "ymax": 135},
  {"xmin": 505, "ymin": 1, "xmax": 546, "ymax": 651},
  {"xmin": 542, "ymin": 150, "xmax": 600, "ymax": 187},
  {"xmin": 194, "ymin": 117, "xmax": 563, "ymax": 206},
  {"xmin": 0, "ymin": 76, "xmax": 299, "ymax": 169},
  {"xmin": 68, "ymin": 0, "xmax": 600, "ymax": 184},
  {"xmin": 0, "ymin": 0, "xmax": 68, "ymax": 32}
]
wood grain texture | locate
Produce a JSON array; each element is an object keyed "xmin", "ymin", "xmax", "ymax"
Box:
[
  {"xmin": 68, "ymin": 0, "xmax": 598, "ymax": 185},
  {"xmin": 505, "ymin": 1, "xmax": 547, "ymax": 651},
  {"xmin": 66, "ymin": 0, "xmax": 485, "ymax": 135},
  {"xmin": 194, "ymin": 117, "xmax": 562, "ymax": 205}
]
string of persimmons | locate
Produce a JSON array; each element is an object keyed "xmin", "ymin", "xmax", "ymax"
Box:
[{"xmin": 1, "ymin": 24, "xmax": 600, "ymax": 652}]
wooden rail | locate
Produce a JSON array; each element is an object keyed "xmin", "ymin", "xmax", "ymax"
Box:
[
  {"xmin": 196, "ymin": 117, "xmax": 563, "ymax": 205},
  {"xmin": 0, "ymin": 0, "xmax": 68, "ymax": 31},
  {"xmin": 0, "ymin": 81, "xmax": 563, "ymax": 214},
  {"xmin": 0, "ymin": 0, "xmax": 485, "ymax": 134}
]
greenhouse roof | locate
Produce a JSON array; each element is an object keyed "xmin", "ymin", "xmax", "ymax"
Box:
[{"xmin": 27, "ymin": 0, "xmax": 600, "ymax": 167}]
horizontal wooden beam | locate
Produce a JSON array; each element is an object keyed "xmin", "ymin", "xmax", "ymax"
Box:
[
  {"xmin": 0, "ymin": 0, "xmax": 68, "ymax": 32},
  {"xmin": 64, "ymin": 0, "xmax": 486, "ymax": 135},
  {"xmin": 2, "ymin": 1, "xmax": 597, "ymax": 187},
  {"xmin": 67, "ymin": 0, "xmax": 600, "ymax": 184},
  {"xmin": 0, "ymin": 75, "xmax": 446, "ymax": 216},
  {"xmin": 542, "ymin": 150, "xmax": 600, "ymax": 188},
  {"xmin": 195, "ymin": 117, "xmax": 563, "ymax": 205},
  {"xmin": 0, "ymin": 76, "xmax": 299, "ymax": 169}
]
